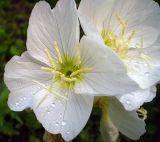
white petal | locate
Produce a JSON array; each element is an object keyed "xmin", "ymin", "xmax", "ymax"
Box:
[
  {"xmin": 126, "ymin": 59, "xmax": 160, "ymax": 88},
  {"xmin": 4, "ymin": 52, "xmax": 51, "ymax": 111},
  {"xmin": 128, "ymin": 26, "xmax": 159, "ymax": 49},
  {"xmin": 78, "ymin": 0, "xmax": 113, "ymax": 36},
  {"xmin": 27, "ymin": 0, "xmax": 79, "ymax": 65},
  {"xmin": 33, "ymin": 89, "xmax": 93, "ymax": 141},
  {"xmin": 78, "ymin": 36, "xmax": 139, "ymax": 96},
  {"xmin": 117, "ymin": 86, "xmax": 156, "ymax": 111},
  {"xmin": 144, "ymin": 35, "xmax": 160, "ymax": 63},
  {"xmin": 103, "ymin": 0, "xmax": 160, "ymax": 34},
  {"xmin": 75, "ymin": 81, "xmax": 94, "ymax": 95},
  {"xmin": 108, "ymin": 97, "xmax": 146, "ymax": 140}
]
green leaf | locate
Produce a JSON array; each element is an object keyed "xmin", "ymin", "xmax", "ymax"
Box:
[{"xmin": 29, "ymin": 136, "xmax": 41, "ymax": 142}]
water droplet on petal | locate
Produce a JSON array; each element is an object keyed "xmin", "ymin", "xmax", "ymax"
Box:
[
  {"xmin": 144, "ymin": 72, "xmax": 150, "ymax": 76},
  {"xmin": 144, "ymin": 63, "xmax": 148, "ymax": 67},
  {"xmin": 15, "ymin": 102, "xmax": 19, "ymax": 106},
  {"xmin": 59, "ymin": 113, "xmax": 62, "ymax": 118},
  {"xmin": 51, "ymin": 103, "xmax": 56, "ymax": 108},
  {"xmin": 61, "ymin": 121, "xmax": 66, "ymax": 126},
  {"xmin": 47, "ymin": 110, "xmax": 51, "ymax": 114},
  {"xmin": 126, "ymin": 100, "xmax": 131, "ymax": 105},
  {"xmin": 55, "ymin": 122, "xmax": 59, "ymax": 127}
]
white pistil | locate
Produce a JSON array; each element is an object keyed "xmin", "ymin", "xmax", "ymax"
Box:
[
  {"xmin": 76, "ymin": 46, "xmax": 81, "ymax": 65},
  {"xmin": 32, "ymin": 80, "xmax": 67, "ymax": 100},
  {"xmin": 35, "ymin": 93, "xmax": 50, "ymax": 109}
]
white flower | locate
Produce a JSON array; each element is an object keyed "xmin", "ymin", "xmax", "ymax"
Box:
[
  {"xmin": 78, "ymin": 0, "xmax": 160, "ymax": 111},
  {"xmin": 79, "ymin": 0, "xmax": 160, "ymax": 139},
  {"xmin": 4, "ymin": 0, "xmax": 139, "ymax": 141}
]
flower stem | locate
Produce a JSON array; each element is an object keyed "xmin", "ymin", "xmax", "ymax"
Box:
[
  {"xmin": 97, "ymin": 97, "xmax": 119, "ymax": 142},
  {"xmin": 43, "ymin": 131, "xmax": 72, "ymax": 142}
]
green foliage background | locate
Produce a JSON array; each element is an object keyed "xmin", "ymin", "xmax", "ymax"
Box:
[{"xmin": 0, "ymin": 0, "xmax": 160, "ymax": 142}]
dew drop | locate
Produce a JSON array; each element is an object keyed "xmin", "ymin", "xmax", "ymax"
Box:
[
  {"xmin": 55, "ymin": 122, "xmax": 59, "ymax": 127},
  {"xmin": 144, "ymin": 63, "xmax": 148, "ymax": 67},
  {"xmin": 46, "ymin": 83, "xmax": 49, "ymax": 86},
  {"xmin": 47, "ymin": 110, "xmax": 51, "ymax": 114},
  {"xmin": 51, "ymin": 103, "xmax": 56, "ymax": 108},
  {"xmin": 126, "ymin": 100, "xmax": 131, "ymax": 105},
  {"xmin": 15, "ymin": 102, "xmax": 19, "ymax": 106},
  {"xmin": 144, "ymin": 72, "xmax": 150, "ymax": 76},
  {"xmin": 61, "ymin": 121, "xmax": 66, "ymax": 126},
  {"xmin": 59, "ymin": 113, "xmax": 62, "ymax": 118}
]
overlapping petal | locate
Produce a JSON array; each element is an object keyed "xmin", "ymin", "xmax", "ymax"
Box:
[
  {"xmin": 78, "ymin": 0, "xmax": 113, "ymax": 36},
  {"xmin": 117, "ymin": 87, "xmax": 156, "ymax": 111},
  {"xmin": 27, "ymin": 0, "xmax": 79, "ymax": 65},
  {"xmin": 77, "ymin": 36, "xmax": 139, "ymax": 95},
  {"xmin": 108, "ymin": 97, "xmax": 146, "ymax": 140}
]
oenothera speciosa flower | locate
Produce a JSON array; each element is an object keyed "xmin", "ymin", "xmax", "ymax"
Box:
[
  {"xmin": 79, "ymin": 0, "xmax": 160, "ymax": 111},
  {"xmin": 79, "ymin": 0, "xmax": 160, "ymax": 140},
  {"xmin": 4, "ymin": 0, "xmax": 139, "ymax": 141}
]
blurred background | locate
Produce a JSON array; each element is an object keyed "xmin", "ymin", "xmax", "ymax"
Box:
[{"xmin": 0, "ymin": 0, "xmax": 160, "ymax": 142}]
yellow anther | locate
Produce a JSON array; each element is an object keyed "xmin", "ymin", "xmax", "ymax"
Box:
[
  {"xmin": 61, "ymin": 74, "xmax": 77, "ymax": 82},
  {"xmin": 41, "ymin": 67, "xmax": 53, "ymax": 72},
  {"xmin": 128, "ymin": 31, "xmax": 135, "ymax": 42},
  {"xmin": 117, "ymin": 15, "xmax": 128, "ymax": 35},
  {"xmin": 54, "ymin": 41, "xmax": 62, "ymax": 63},
  {"xmin": 41, "ymin": 67, "xmax": 62, "ymax": 75},
  {"xmin": 137, "ymin": 108, "xmax": 147, "ymax": 120},
  {"xmin": 44, "ymin": 48, "xmax": 55, "ymax": 68},
  {"xmin": 70, "ymin": 68, "xmax": 92, "ymax": 77}
]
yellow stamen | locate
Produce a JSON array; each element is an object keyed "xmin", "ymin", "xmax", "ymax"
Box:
[
  {"xmin": 41, "ymin": 67, "xmax": 62, "ymax": 75},
  {"xmin": 128, "ymin": 31, "xmax": 135, "ymax": 42},
  {"xmin": 54, "ymin": 41, "xmax": 62, "ymax": 63},
  {"xmin": 44, "ymin": 48, "xmax": 55, "ymax": 68},
  {"xmin": 70, "ymin": 68, "xmax": 92, "ymax": 77},
  {"xmin": 60, "ymin": 74, "xmax": 77, "ymax": 82},
  {"xmin": 117, "ymin": 15, "xmax": 128, "ymax": 35},
  {"xmin": 137, "ymin": 108, "xmax": 147, "ymax": 120}
]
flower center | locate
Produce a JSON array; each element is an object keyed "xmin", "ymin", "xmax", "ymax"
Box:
[
  {"xmin": 101, "ymin": 15, "xmax": 152, "ymax": 68},
  {"xmin": 101, "ymin": 15, "xmax": 135, "ymax": 59},
  {"xmin": 41, "ymin": 41, "xmax": 92, "ymax": 91}
]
